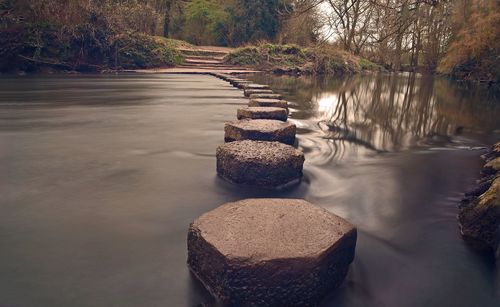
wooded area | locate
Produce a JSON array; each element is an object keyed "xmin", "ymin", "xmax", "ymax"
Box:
[{"xmin": 0, "ymin": 0, "xmax": 498, "ymax": 80}]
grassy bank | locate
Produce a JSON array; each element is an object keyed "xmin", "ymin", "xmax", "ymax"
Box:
[
  {"xmin": 225, "ymin": 44, "xmax": 383, "ymax": 75},
  {"xmin": 0, "ymin": 24, "xmax": 185, "ymax": 73}
]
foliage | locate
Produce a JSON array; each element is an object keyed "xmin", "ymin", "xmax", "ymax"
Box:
[
  {"xmin": 307, "ymin": 47, "xmax": 361, "ymax": 74},
  {"xmin": 359, "ymin": 58, "xmax": 384, "ymax": 71},
  {"xmin": 168, "ymin": 0, "xmax": 295, "ymax": 46},
  {"xmin": 437, "ymin": 1, "xmax": 500, "ymax": 82},
  {"xmin": 115, "ymin": 35, "xmax": 183, "ymax": 69},
  {"xmin": 227, "ymin": 0, "xmax": 282, "ymax": 45},
  {"xmin": 182, "ymin": 0, "xmax": 229, "ymax": 45},
  {"xmin": 226, "ymin": 43, "xmax": 373, "ymax": 75},
  {"xmin": 0, "ymin": 0, "xmax": 182, "ymax": 72},
  {"xmin": 226, "ymin": 44, "xmax": 307, "ymax": 66}
]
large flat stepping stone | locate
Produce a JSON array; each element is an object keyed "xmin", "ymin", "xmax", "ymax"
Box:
[
  {"xmin": 244, "ymin": 89, "xmax": 274, "ymax": 97},
  {"xmin": 187, "ymin": 198, "xmax": 357, "ymax": 305},
  {"xmin": 224, "ymin": 119, "xmax": 296, "ymax": 145},
  {"xmin": 249, "ymin": 93, "xmax": 283, "ymax": 100},
  {"xmin": 249, "ymin": 98, "xmax": 288, "ymax": 109},
  {"xmin": 216, "ymin": 140, "xmax": 304, "ymax": 187},
  {"xmin": 237, "ymin": 107, "xmax": 288, "ymax": 121}
]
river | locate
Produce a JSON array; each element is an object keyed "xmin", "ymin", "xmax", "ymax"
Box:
[{"xmin": 0, "ymin": 73, "xmax": 499, "ymax": 306}]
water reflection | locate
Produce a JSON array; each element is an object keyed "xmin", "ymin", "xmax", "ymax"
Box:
[
  {"xmin": 249, "ymin": 73, "xmax": 500, "ymax": 161},
  {"xmin": 0, "ymin": 74, "xmax": 499, "ymax": 307}
]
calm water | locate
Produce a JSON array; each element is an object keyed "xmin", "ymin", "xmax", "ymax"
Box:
[{"xmin": 0, "ymin": 73, "xmax": 499, "ymax": 307}]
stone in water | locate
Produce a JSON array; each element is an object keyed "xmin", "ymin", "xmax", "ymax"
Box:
[{"xmin": 187, "ymin": 198, "xmax": 357, "ymax": 306}]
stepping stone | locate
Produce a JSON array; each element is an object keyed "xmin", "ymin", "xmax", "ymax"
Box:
[
  {"xmin": 249, "ymin": 98, "xmax": 288, "ymax": 109},
  {"xmin": 227, "ymin": 77, "xmax": 243, "ymax": 82},
  {"xmin": 187, "ymin": 198, "xmax": 357, "ymax": 305},
  {"xmin": 229, "ymin": 79, "xmax": 247, "ymax": 85},
  {"xmin": 224, "ymin": 119, "xmax": 296, "ymax": 145},
  {"xmin": 244, "ymin": 89, "xmax": 274, "ymax": 97},
  {"xmin": 234, "ymin": 81, "xmax": 253, "ymax": 89},
  {"xmin": 218, "ymin": 74, "xmax": 232, "ymax": 81},
  {"xmin": 242, "ymin": 83, "xmax": 270, "ymax": 90},
  {"xmin": 237, "ymin": 107, "xmax": 288, "ymax": 121},
  {"xmin": 216, "ymin": 140, "xmax": 304, "ymax": 187},
  {"xmin": 228, "ymin": 79, "xmax": 251, "ymax": 86},
  {"xmin": 249, "ymin": 93, "xmax": 283, "ymax": 100}
]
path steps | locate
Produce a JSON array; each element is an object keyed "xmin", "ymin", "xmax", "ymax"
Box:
[
  {"xmin": 187, "ymin": 72, "xmax": 357, "ymax": 305},
  {"xmin": 174, "ymin": 48, "xmax": 257, "ymax": 73},
  {"xmin": 187, "ymin": 198, "xmax": 357, "ymax": 305}
]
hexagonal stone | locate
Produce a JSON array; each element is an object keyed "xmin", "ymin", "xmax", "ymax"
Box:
[
  {"xmin": 187, "ymin": 198, "xmax": 357, "ymax": 306},
  {"xmin": 237, "ymin": 107, "xmax": 288, "ymax": 121},
  {"xmin": 224, "ymin": 119, "xmax": 296, "ymax": 145},
  {"xmin": 249, "ymin": 93, "xmax": 283, "ymax": 100},
  {"xmin": 216, "ymin": 140, "xmax": 304, "ymax": 187},
  {"xmin": 244, "ymin": 89, "xmax": 274, "ymax": 97},
  {"xmin": 249, "ymin": 98, "xmax": 288, "ymax": 109}
]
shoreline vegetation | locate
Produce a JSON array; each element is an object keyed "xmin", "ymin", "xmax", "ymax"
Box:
[
  {"xmin": 225, "ymin": 44, "xmax": 384, "ymax": 75},
  {"xmin": 0, "ymin": 1, "xmax": 498, "ymax": 82}
]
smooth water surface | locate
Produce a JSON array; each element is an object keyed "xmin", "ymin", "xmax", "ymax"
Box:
[{"xmin": 0, "ymin": 73, "xmax": 499, "ymax": 306}]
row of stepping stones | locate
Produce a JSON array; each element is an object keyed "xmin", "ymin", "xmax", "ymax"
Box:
[
  {"xmin": 215, "ymin": 73, "xmax": 303, "ymax": 188},
  {"xmin": 186, "ymin": 72, "xmax": 357, "ymax": 306}
]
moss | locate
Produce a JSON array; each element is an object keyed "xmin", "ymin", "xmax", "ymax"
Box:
[
  {"xmin": 359, "ymin": 58, "xmax": 383, "ymax": 71},
  {"xmin": 115, "ymin": 35, "xmax": 183, "ymax": 69},
  {"xmin": 0, "ymin": 23, "xmax": 183, "ymax": 72},
  {"xmin": 226, "ymin": 44, "xmax": 307, "ymax": 68}
]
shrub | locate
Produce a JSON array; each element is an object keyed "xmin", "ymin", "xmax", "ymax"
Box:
[
  {"xmin": 226, "ymin": 43, "xmax": 367, "ymax": 75},
  {"xmin": 437, "ymin": 3, "xmax": 500, "ymax": 81}
]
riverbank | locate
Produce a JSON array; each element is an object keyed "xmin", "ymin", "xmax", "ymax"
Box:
[
  {"xmin": 0, "ymin": 24, "xmax": 186, "ymax": 73},
  {"xmin": 459, "ymin": 142, "xmax": 500, "ymax": 254},
  {"xmin": 225, "ymin": 44, "xmax": 383, "ymax": 75}
]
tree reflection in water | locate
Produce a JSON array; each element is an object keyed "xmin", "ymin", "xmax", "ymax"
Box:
[{"xmin": 249, "ymin": 73, "xmax": 500, "ymax": 162}]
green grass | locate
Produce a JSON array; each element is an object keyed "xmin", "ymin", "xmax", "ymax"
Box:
[{"xmin": 359, "ymin": 58, "xmax": 384, "ymax": 71}]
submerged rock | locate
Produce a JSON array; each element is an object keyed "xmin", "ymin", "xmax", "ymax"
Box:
[
  {"xmin": 216, "ymin": 140, "xmax": 304, "ymax": 187},
  {"xmin": 224, "ymin": 119, "xmax": 296, "ymax": 145},
  {"xmin": 237, "ymin": 107, "xmax": 288, "ymax": 121},
  {"xmin": 249, "ymin": 93, "xmax": 283, "ymax": 100},
  {"xmin": 249, "ymin": 98, "xmax": 288, "ymax": 109},
  {"xmin": 187, "ymin": 198, "xmax": 357, "ymax": 306}
]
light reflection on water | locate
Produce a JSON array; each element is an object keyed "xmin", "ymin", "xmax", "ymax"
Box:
[
  {"xmin": 0, "ymin": 73, "xmax": 499, "ymax": 307},
  {"xmin": 249, "ymin": 73, "xmax": 499, "ymax": 162}
]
